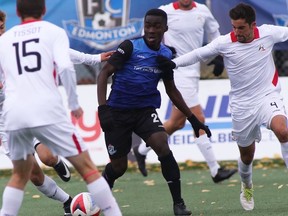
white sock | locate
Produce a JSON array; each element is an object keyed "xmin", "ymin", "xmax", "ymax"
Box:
[
  {"xmin": 87, "ymin": 176, "xmax": 122, "ymax": 216},
  {"xmin": 0, "ymin": 186, "xmax": 24, "ymax": 216},
  {"xmin": 195, "ymin": 134, "xmax": 220, "ymax": 177},
  {"xmin": 281, "ymin": 142, "xmax": 288, "ymax": 168},
  {"xmin": 36, "ymin": 175, "xmax": 69, "ymax": 203},
  {"xmin": 238, "ymin": 158, "xmax": 253, "ymax": 187},
  {"xmin": 138, "ymin": 143, "xmax": 151, "ymax": 156}
]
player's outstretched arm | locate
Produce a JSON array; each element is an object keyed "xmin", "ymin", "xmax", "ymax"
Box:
[{"xmin": 69, "ymin": 48, "xmax": 101, "ymax": 65}]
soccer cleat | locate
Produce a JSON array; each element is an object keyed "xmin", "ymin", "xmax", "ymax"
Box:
[
  {"xmin": 63, "ymin": 196, "xmax": 73, "ymax": 216},
  {"xmin": 173, "ymin": 200, "xmax": 192, "ymax": 216},
  {"xmin": 212, "ymin": 167, "xmax": 237, "ymax": 183},
  {"xmin": 54, "ymin": 159, "xmax": 71, "ymax": 182},
  {"xmin": 133, "ymin": 146, "xmax": 148, "ymax": 177},
  {"xmin": 240, "ymin": 182, "xmax": 254, "ymax": 210}
]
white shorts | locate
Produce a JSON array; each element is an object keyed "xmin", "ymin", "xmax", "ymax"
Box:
[
  {"xmin": 6, "ymin": 121, "xmax": 87, "ymax": 160},
  {"xmin": 231, "ymin": 93, "xmax": 286, "ymax": 147},
  {"xmin": 174, "ymin": 77, "xmax": 200, "ymax": 108}
]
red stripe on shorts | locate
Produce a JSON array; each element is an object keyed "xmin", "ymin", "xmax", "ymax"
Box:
[{"xmin": 72, "ymin": 134, "xmax": 82, "ymax": 153}]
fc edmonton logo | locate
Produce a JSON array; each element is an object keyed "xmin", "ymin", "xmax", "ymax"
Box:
[{"xmin": 63, "ymin": 0, "xmax": 143, "ymax": 51}]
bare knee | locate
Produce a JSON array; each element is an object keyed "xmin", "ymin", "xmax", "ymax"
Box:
[
  {"xmin": 241, "ymin": 155, "xmax": 253, "ymax": 165},
  {"xmin": 38, "ymin": 154, "xmax": 58, "ymax": 167},
  {"xmin": 239, "ymin": 144, "xmax": 255, "ymax": 165},
  {"xmin": 275, "ymin": 130, "xmax": 288, "ymax": 143},
  {"xmin": 36, "ymin": 144, "xmax": 58, "ymax": 167}
]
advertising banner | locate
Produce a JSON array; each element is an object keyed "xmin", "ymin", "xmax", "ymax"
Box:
[{"xmin": 0, "ymin": 78, "xmax": 285, "ymax": 169}]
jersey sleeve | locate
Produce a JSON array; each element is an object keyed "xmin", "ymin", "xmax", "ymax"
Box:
[
  {"xmin": 173, "ymin": 38, "xmax": 219, "ymax": 67},
  {"xmin": 69, "ymin": 48, "xmax": 101, "ymax": 65},
  {"xmin": 108, "ymin": 40, "xmax": 133, "ymax": 70},
  {"xmin": 53, "ymin": 29, "xmax": 79, "ymax": 110},
  {"xmin": 265, "ymin": 24, "xmax": 288, "ymax": 43}
]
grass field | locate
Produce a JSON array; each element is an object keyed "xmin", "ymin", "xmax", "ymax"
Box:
[{"xmin": 0, "ymin": 159, "xmax": 287, "ymax": 216}]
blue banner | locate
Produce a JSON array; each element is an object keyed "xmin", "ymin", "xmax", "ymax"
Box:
[
  {"xmin": 211, "ymin": 0, "xmax": 288, "ymax": 50},
  {"xmin": 2, "ymin": 0, "xmax": 199, "ymax": 53},
  {"xmin": 1, "ymin": 0, "xmax": 208, "ymax": 53}
]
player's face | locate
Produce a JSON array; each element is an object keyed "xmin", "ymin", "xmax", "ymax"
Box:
[
  {"xmin": 0, "ymin": 20, "xmax": 5, "ymax": 36},
  {"xmin": 231, "ymin": 19, "xmax": 256, "ymax": 43},
  {"xmin": 178, "ymin": 0, "xmax": 194, "ymax": 9},
  {"xmin": 144, "ymin": 15, "xmax": 167, "ymax": 50}
]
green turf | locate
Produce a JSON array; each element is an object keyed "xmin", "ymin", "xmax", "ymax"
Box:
[{"xmin": 0, "ymin": 162, "xmax": 288, "ymax": 216}]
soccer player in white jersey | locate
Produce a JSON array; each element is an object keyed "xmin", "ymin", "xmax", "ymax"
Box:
[
  {"xmin": 133, "ymin": 0, "xmax": 237, "ymax": 183},
  {"xmin": 0, "ymin": 1, "xmax": 122, "ymax": 216},
  {"xmin": 0, "ymin": 40, "xmax": 113, "ymax": 215},
  {"xmin": 156, "ymin": 2, "xmax": 288, "ymax": 211},
  {"xmin": 0, "ymin": 9, "xmax": 75, "ymax": 216}
]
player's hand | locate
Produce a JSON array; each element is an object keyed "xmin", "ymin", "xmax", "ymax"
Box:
[
  {"xmin": 98, "ymin": 104, "xmax": 114, "ymax": 132},
  {"xmin": 156, "ymin": 55, "xmax": 176, "ymax": 71},
  {"xmin": 207, "ymin": 55, "xmax": 224, "ymax": 76},
  {"xmin": 71, "ymin": 107, "xmax": 83, "ymax": 119},
  {"xmin": 187, "ymin": 114, "xmax": 211, "ymax": 138},
  {"xmin": 100, "ymin": 50, "xmax": 115, "ymax": 62}
]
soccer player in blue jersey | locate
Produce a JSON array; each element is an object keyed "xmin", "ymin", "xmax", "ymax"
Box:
[{"xmin": 97, "ymin": 8, "xmax": 211, "ymax": 216}]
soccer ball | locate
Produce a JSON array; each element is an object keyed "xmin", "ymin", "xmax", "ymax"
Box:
[
  {"xmin": 70, "ymin": 192, "xmax": 101, "ymax": 216},
  {"xmin": 92, "ymin": 11, "xmax": 116, "ymax": 29}
]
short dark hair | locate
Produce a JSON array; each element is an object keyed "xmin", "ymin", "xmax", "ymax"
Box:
[
  {"xmin": 145, "ymin": 8, "xmax": 167, "ymax": 25},
  {"xmin": 229, "ymin": 3, "xmax": 256, "ymax": 25},
  {"xmin": 17, "ymin": 0, "xmax": 45, "ymax": 19},
  {"xmin": 0, "ymin": 10, "xmax": 6, "ymax": 22}
]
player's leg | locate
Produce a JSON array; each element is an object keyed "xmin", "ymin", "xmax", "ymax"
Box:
[
  {"xmin": 138, "ymin": 108, "xmax": 191, "ymax": 216},
  {"xmin": 67, "ymin": 151, "xmax": 122, "ymax": 216},
  {"xmin": 29, "ymin": 155, "xmax": 73, "ymax": 216},
  {"xmin": 191, "ymin": 104, "xmax": 237, "ymax": 182},
  {"xmin": 101, "ymin": 120, "xmax": 132, "ymax": 188},
  {"xmin": 0, "ymin": 129, "xmax": 35, "ymax": 216},
  {"xmin": 34, "ymin": 123, "xmax": 122, "ymax": 216},
  {"xmin": 147, "ymin": 131, "xmax": 191, "ymax": 216},
  {"xmin": 233, "ymin": 113, "xmax": 257, "ymax": 211},
  {"xmin": 237, "ymin": 143, "xmax": 255, "ymax": 211},
  {"xmin": 177, "ymin": 77, "xmax": 237, "ymax": 182},
  {"xmin": 34, "ymin": 139, "xmax": 71, "ymax": 182},
  {"xmin": 273, "ymin": 115, "xmax": 288, "ymax": 166},
  {"xmin": 0, "ymin": 155, "xmax": 33, "ymax": 216}
]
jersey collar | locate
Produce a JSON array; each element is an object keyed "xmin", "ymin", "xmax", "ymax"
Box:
[
  {"xmin": 21, "ymin": 19, "xmax": 41, "ymax": 25},
  {"xmin": 173, "ymin": 1, "xmax": 197, "ymax": 10},
  {"xmin": 230, "ymin": 27, "xmax": 259, "ymax": 42}
]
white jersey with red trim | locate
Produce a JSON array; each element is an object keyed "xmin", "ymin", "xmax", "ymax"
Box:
[
  {"xmin": 174, "ymin": 24, "xmax": 288, "ymax": 110},
  {"xmin": 0, "ymin": 20, "xmax": 77, "ymax": 130},
  {"xmin": 159, "ymin": 1, "xmax": 220, "ymax": 77}
]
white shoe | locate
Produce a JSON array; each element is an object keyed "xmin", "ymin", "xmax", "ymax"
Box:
[{"xmin": 240, "ymin": 182, "xmax": 254, "ymax": 210}]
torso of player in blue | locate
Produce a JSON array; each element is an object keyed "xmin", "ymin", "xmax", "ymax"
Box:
[{"xmin": 107, "ymin": 37, "xmax": 172, "ymax": 109}]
